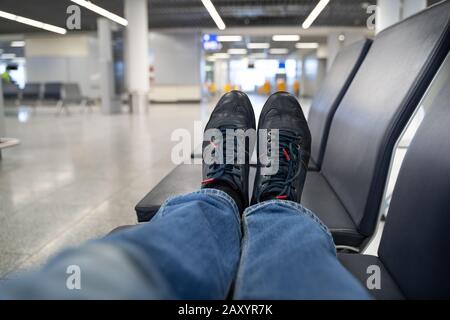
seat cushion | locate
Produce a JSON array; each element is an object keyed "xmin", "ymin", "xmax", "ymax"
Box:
[
  {"xmin": 135, "ymin": 164, "xmax": 257, "ymax": 222},
  {"xmin": 338, "ymin": 253, "xmax": 404, "ymax": 300},
  {"xmin": 136, "ymin": 165, "xmax": 365, "ymax": 248},
  {"xmin": 135, "ymin": 164, "xmax": 201, "ymax": 221},
  {"xmin": 302, "ymin": 172, "xmax": 365, "ymax": 248}
]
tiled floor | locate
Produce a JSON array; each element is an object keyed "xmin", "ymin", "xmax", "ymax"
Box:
[
  {"xmin": 0, "ymin": 101, "xmax": 211, "ymax": 277},
  {"xmin": 1, "ymin": 95, "xmax": 312, "ymax": 278}
]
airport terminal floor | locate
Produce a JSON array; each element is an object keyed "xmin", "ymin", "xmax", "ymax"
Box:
[
  {"xmin": 0, "ymin": 102, "xmax": 207, "ymax": 277},
  {"xmin": 0, "ymin": 96, "xmax": 313, "ymax": 278}
]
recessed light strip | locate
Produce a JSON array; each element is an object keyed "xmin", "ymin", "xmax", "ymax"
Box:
[
  {"xmin": 201, "ymin": 0, "xmax": 226, "ymax": 30},
  {"xmin": 272, "ymin": 35, "xmax": 300, "ymax": 42},
  {"xmin": 247, "ymin": 43, "xmax": 270, "ymax": 49},
  {"xmin": 217, "ymin": 35, "xmax": 242, "ymax": 42},
  {"xmin": 212, "ymin": 53, "xmax": 230, "ymax": 59},
  {"xmin": 11, "ymin": 41, "xmax": 25, "ymax": 47},
  {"xmin": 71, "ymin": 0, "xmax": 128, "ymax": 26},
  {"xmin": 302, "ymin": 0, "xmax": 330, "ymax": 29},
  {"xmin": 0, "ymin": 10, "xmax": 67, "ymax": 34},
  {"xmin": 1, "ymin": 53, "xmax": 16, "ymax": 59},
  {"xmin": 296, "ymin": 42, "xmax": 319, "ymax": 49},
  {"xmin": 269, "ymin": 48, "xmax": 289, "ymax": 55},
  {"xmin": 228, "ymin": 48, "xmax": 247, "ymax": 55}
]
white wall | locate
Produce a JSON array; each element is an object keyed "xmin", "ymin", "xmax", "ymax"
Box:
[
  {"xmin": 25, "ymin": 34, "xmax": 100, "ymax": 98},
  {"xmin": 25, "ymin": 35, "xmax": 89, "ymax": 57},
  {"xmin": 149, "ymin": 31, "xmax": 202, "ymax": 86},
  {"xmin": 124, "ymin": 0, "xmax": 149, "ymax": 95},
  {"xmin": 24, "ymin": 31, "xmax": 204, "ymax": 103},
  {"xmin": 301, "ymin": 54, "xmax": 327, "ymax": 97}
]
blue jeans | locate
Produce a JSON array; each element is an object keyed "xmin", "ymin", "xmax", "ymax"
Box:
[{"xmin": 0, "ymin": 189, "xmax": 370, "ymax": 299}]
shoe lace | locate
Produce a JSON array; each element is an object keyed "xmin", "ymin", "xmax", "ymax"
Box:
[
  {"xmin": 257, "ymin": 130, "xmax": 303, "ymax": 202},
  {"xmin": 202, "ymin": 127, "xmax": 241, "ymax": 187}
]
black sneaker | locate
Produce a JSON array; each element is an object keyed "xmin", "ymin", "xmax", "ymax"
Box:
[
  {"xmin": 202, "ymin": 91, "xmax": 256, "ymax": 211},
  {"xmin": 252, "ymin": 92, "xmax": 311, "ymax": 204}
]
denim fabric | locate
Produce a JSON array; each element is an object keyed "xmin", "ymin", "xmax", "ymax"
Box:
[
  {"xmin": 0, "ymin": 190, "xmax": 370, "ymax": 300},
  {"xmin": 235, "ymin": 200, "xmax": 371, "ymax": 300}
]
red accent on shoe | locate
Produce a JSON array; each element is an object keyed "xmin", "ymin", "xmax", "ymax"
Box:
[
  {"xmin": 282, "ymin": 148, "xmax": 290, "ymax": 161},
  {"xmin": 202, "ymin": 178, "xmax": 216, "ymax": 185},
  {"xmin": 276, "ymin": 195, "xmax": 288, "ymax": 200}
]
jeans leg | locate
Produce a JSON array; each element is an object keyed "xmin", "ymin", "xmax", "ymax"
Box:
[
  {"xmin": 233, "ymin": 200, "xmax": 371, "ymax": 300},
  {"xmin": 0, "ymin": 189, "xmax": 241, "ymax": 300}
]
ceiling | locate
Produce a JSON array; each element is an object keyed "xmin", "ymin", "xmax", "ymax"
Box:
[
  {"xmin": 0, "ymin": 0, "xmax": 443, "ymax": 34},
  {"xmin": 0, "ymin": 0, "xmax": 384, "ymax": 34},
  {"xmin": 148, "ymin": 0, "xmax": 378, "ymax": 28}
]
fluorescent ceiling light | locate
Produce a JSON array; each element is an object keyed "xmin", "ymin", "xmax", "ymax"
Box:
[
  {"xmin": 217, "ymin": 35, "xmax": 242, "ymax": 42},
  {"xmin": 1, "ymin": 53, "xmax": 16, "ymax": 59},
  {"xmin": 247, "ymin": 43, "xmax": 270, "ymax": 49},
  {"xmin": 0, "ymin": 10, "xmax": 67, "ymax": 34},
  {"xmin": 269, "ymin": 48, "xmax": 289, "ymax": 55},
  {"xmin": 295, "ymin": 42, "xmax": 319, "ymax": 49},
  {"xmin": 11, "ymin": 40, "xmax": 25, "ymax": 47},
  {"xmin": 302, "ymin": 0, "xmax": 330, "ymax": 29},
  {"xmin": 228, "ymin": 48, "xmax": 247, "ymax": 55},
  {"xmin": 71, "ymin": 0, "xmax": 128, "ymax": 26},
  {"xmin": 272, "ymin": 35, "xmax": 300, "ymax": 42},
  {"xmin": 201, "ymin": 0, "xmax": 226, "ymax": 30},
  {"xmin": 213, "ymin": 53, "xmax": 230, "ymax": 59}
]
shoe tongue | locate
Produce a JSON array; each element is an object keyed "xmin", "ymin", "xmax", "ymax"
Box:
[{"xmin": 214, "ymin": 175, "xmax": 240, "ymax": 192}]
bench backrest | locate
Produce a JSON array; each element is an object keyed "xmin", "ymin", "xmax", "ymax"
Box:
[
  {"xmin": 22, "ymin": 83, "xmax": 42, "ymax": 100},
  {"xmin": 321, "ymin": 1, "xmax": 450, "ymax": 237},
  {"xmin": 379, "ymin": 74, "xmax": 450, "ymax": 299},
  {"xmin": 308, "ymin": 39, "xmax": 372, "ymax": 168},
  {"xmin": 43, "ymin": 82, "xmax": 63, "ymax": 100}
]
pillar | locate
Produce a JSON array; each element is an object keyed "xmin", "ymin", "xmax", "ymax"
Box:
[
  {"xmin": 124, "ymin": 0, "xmax": 149, "ymax": 112},
  {"xmin": 98, "ymin": 18, "xmax": 121, "ymax": 114}
]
